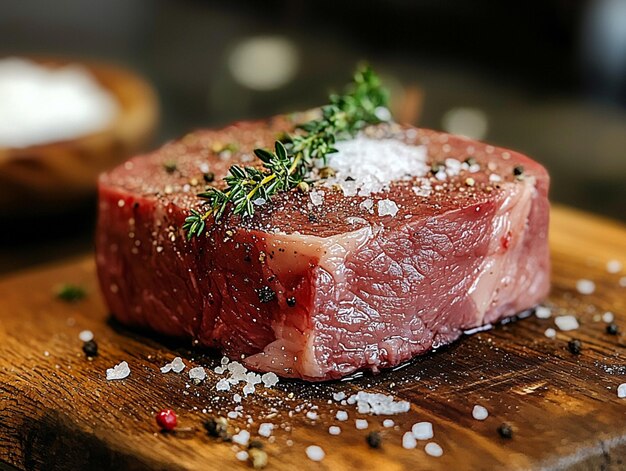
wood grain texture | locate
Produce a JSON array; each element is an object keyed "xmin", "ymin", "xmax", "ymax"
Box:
[{"xmin": 0, "ymin": 205, "xmax": 625, "ymax": 471}]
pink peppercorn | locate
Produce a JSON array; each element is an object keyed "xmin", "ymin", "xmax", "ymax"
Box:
[{"xmin": 156, "ymin": 409, "xmax": 177, "ymax": 431}]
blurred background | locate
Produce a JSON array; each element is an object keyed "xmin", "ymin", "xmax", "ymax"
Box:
[{"xmin": 0, "ymin": 0, "xmax": 624, "ymax": 275}]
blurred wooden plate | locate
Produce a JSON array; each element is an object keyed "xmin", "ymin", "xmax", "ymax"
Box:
[{"xmin": 0, "ymin": 57, "xmax": 159, "ymax": 215}]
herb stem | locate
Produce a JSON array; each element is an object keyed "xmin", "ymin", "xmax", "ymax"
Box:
[{"xmin": 183, "ymin": 65, "xmax": 389, "ymax": 239}]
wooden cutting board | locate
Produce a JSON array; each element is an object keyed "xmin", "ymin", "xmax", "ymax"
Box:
[{"xmin": 1, "ymin": 205, "xmax": 625, "ymax": 471}]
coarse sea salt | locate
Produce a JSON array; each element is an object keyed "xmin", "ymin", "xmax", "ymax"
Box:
[
  {"xmin": 425, "ymin": 442, "xmax": 443, "ymax": 457},
  {"xmin": 306, "ymin": 445, "xmax": 325, "ymax": 462},
  {"xmin": 258, "ymin": 423, "xmax": 274, "ymax": 437},
  {"xmin": 618, "ymin": 383, "xmax": 626, "ymax": 398},
  {"xmin": 607, "ymin": 260, "xmax": 622, "ymax": 274},
  {"xmin": 544, "ymin": 328, "xmax": 557, "ymax": 339},
  {"xmin": 472, "ymin": 405, "xmax": 489, "ymax": 420},
  {"xmin": 306, "ymin": 411, "xmax": 319, "ymax": 421},
  {"xmin": 377, "ymin": 199, "xmax": 399, "ymax": 217},
  {"xmin": 555, "ymin": 315, "xmax": 579, "ymax": 331},
  {"xmin": 78, "ymin": 330, "xmax": 94, "ymax": 342},
  {"xmin": 328, "ymin": 425, "xmax": 341, "ymax": 435},
  {"xmin": 355, "ymin": 419, "xmax": 369, "ymax": 430},
  {"xmin": 602, "ymin": 312, "xmax": 615, "ymax": 323},
  {"xmin": 160, "ymin": 357, "xmax": 185, "ymax": 374},
  {"xmin": 235, "ymin": 450, "xmax": 248, "ymax": 461},
  {"xmin": 535, "ymin": 306, "xmax": 551, "ymax": 319},
  {"xmin": 348, "ymin": 391, "xmax": 410, "ymax": 415},
  {"xmin": 333, "ymin": 391, "xmax": 346, "ymax": 402},
  {"xmin": 402, "ymin": 432, "xmax": 417, "ymax": 449},
  {"xmin": 322, "ymin": 137, "xmax": 429, "ymax": 197},
  {"xmin": 336, "ymin": 411, "xmax": 348, "ymax": 421},
  {"xmin": 261, "ymin": 372, "xmax": 279, "ymax": 387},
  {"xmin": 412, "ymin": 422, "xmax": 434, "ymax": 440},
  {"xmin": 0, "ymin": 57, "xmax": 119, "ymax": 148},
  {"xmin": 232, "ymin": 430, "xmax": 250, "ymax": 446},
  {"xmin": 383, "ymin": 419, "xmax": 395, "ymax": 428},
  {"xmin": 188, "ymin": 366, "xmax": 206, "ymax": 382},
  {"xmin": 576, "ymin": 279, "xmax": 595, "ymax": 295},
  {"xmin": 106, "ymin": 361, "xmax": 130, "ymax": 380}
]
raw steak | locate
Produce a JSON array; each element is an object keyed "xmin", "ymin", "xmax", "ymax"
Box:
[{"xmin": 96, "ymin": 117, "xmax": 550, "ymax": 381}]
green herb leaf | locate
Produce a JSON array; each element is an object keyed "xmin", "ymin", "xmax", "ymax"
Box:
[
  {"xmin": 184, "ymin": 65, "xmax": 390, "ymax": 239},
  {"xmin": 55, "ymin": 283, "xmax": 86, "ymax": 302}
]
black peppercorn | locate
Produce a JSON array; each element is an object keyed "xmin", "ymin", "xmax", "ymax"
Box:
[
  {"xmin": 568, "ymin": 339, "xmax": 582, "ymax": 355},
  {"xmin": 606, "ymin": 323, "xmax": 619, "ymax": 335},
  {"xmin": 204, "ymin": 417, "xmax": 229, "ymax": 439},
  {"xmin": 366, "ymin": 431, "xmax": 382, "ymax": 448},
  {"xmin": 82, "ymin": 340, "xmax": 98, "ymax": 358},
  {"xmin": 497, "ymin": 423, "xmax": 513, "ymax": 439},
  {"xmin": 286, "ymin": 297, "xmax": 296, "ymax": 307},
  {"xmin": 308, "ymin": 213, "xmax": 318, "ymax": 223},
  {"xmin": 257, "ymin": 286, "xmax": 276, "ymax": 303},
  {"xmin": 513, "ymin": 166, "xmax": 524, "ymax": 177},
  {"xmin": 203, "ymin": 172, "xmax": 215, "ymax": 183},
  {"xmin": 248, "ymin": 440, "xmax": 264, "ymax": 450}
]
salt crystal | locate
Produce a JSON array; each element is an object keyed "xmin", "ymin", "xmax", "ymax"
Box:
[
  {"xmin": 555, "ymin": 315, "xmax": 579, "ymax": 331},
  {"xmin": 235, "ymin": 450, "xmax": 248, "ymax": 461},
  {"xmin": 607, "ymin": 260, "xmax": 622, "ymax": 274},
  {"xmin": 305, "ymin": 445, "xmax": 325, "ymax": 462},
  {"xmin": 355, "ymin": 419, "xmax": 368, "ymax": 430},
  {"xmin": 227, "ymin": 411, "xmax": 239, "ymax": 419},
  {"xmin": 535, "ymin": 306, "xmax": 551, "ymax": 319},
  {"xmin": 106, "ymin": 361, "xmax": 130, "ymax": 380},
  {"xmin": 472, "ymin": 405, "xmax": 489, "ymax": 420},
  {"xmin": 160, "ymin": 357, "xmax": 185, "ymax": 374},
  {"xmin": 253, "ymin": 197, "xmax": 266, "ymax": 206},
  {"xmin": 412, "ymin": 422, "xmax": 434, "ymax": 440},
  {"xmin": 78, "ymin": 330, "xmax": 93, "ymax": 342},
  {"xmin": 309, "ymin": 190, "xmax": 324, "ymax": 207},
  {"xmin": 243, "ymin": 384, "xmax": 255, "ymax": 395},
  {"xmin": 544, "ymin": 328, "xmax": 557, "ymax": 339},
  {"xmin": 402, "ymin": 432, "xmax": 417, "ymax": 449},
  {"xmin": 576, "ymin": 279, "xmax": 595, "ymax": 295},
  {"xmin": 374, "ymin": 106, "xmax": 392, "ymax": 122},
  {"xmin": 328, "ymin": 425, "xmax": 341, "ymax": 435},
  {"xmin": 618, "ymin": 383, "xmax": 626, "ymax": 398},
  {"xmin": 261, "ymin": 372, "xmax": 279, "ymax": 387},
  {"xmin": 336, "ymin": 411, "xmax": 348, "ymax": 421},
  {"xmin": 221, "ymin": 356, "xmax": 230, "ymax": 365},
  {"xmin": 306, "ymin": 411, "xmax": 318, "ymax": 421},
  {"xmin": 214, "ymin": 366, "xmax": 225, "ymax": 374},
  {"xmin": 602, "ymin": 312, "xmax": 615, "ymax": 323},
  {"xmin": 383, "ymin": 419, "xmax": 395, "ymax": 428},
  {"xmin": 425, "ymin": 442, "xmax": 443, "ymax": 457},
  {"xmin": 233, "ymin": 394, "xmax": 242, "ymax": 403},
  {"xmin": 489, "ymin": 173, "xmax": 501, "ymax": 183},
  {"xmin": 258, "ymin": 423, "xmax": 274, "ymax": 437},
  {"xmin": 189, "ymin": 366, "xmax": 206, "ymax": 382},
  {"xmin": 377, "ymin": 199, "xmax": 399, "ymax": 217},
  {"xmin": 360, "ymin": 198, "xmax": 374, "ymax": 213},
  {"xmin": 232, "ymin": 430, "xmax": 250, "ymax": 446},
  {"xmin": 216, "ymin": 379, "xmax": 231, "ymax": 391},
  {"xmin": 246, "ymin": 372, "xmax": 262, "ymax": 385},
  {"xmin": 332, "ymin": 391, "xmax": 346, "ymax": 402}
]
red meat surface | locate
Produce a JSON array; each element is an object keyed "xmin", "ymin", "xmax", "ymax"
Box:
[{"xmin": 96, "ymin": 117, "xmax": 550, "ymax": 381}]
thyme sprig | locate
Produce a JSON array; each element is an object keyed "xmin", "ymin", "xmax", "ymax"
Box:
[{"xmin": 183, "ymin": 65, "xmax": 389, "ymax": 239}]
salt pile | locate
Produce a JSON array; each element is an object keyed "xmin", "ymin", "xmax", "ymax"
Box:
[
  {"xmin": 0, "ymin": 57, "xmax": 118, "ymax": 148},
  {"xmin": 322, "ymin": 137, "xmax": 429, "ymax": 197},
  {"xmin": 347, "ymin": 391, "xmax": 410, "ymax": 415}
]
